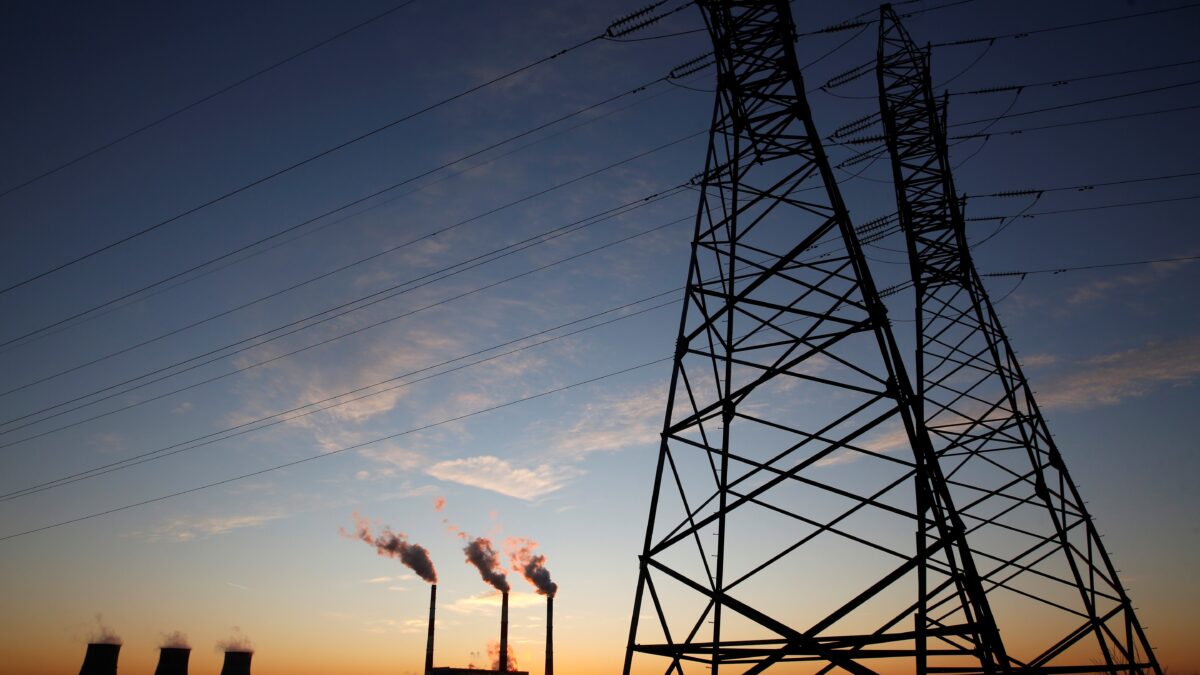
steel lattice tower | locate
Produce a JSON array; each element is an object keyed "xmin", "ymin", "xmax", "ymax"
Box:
[
  {"xmin": 876, "ymin": 5, "xmax": 1160, "ymax": 673},
  {"xmin": 623, "ymin": 2, "xmax": 1011, "ymax": 672}
]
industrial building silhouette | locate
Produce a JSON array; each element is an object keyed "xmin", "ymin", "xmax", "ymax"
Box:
[
  {"xmin": 73, "ymin": 585, "xmax": 551, "ymax": 675},
  {"xmin": 153, "ymin": 647, "xmax": 190, "ymax": 675}
]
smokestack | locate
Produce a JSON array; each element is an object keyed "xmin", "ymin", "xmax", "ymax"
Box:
[
  {"xmin": 425, "ymin": 584, "xmax": 436, "ymax": 674},
  {"xmin": 154, "ymin": 647, "xmax": 190, "ymax": 675},
  {"xmin": 547, "ymin": 593, "xmax": 554, "ymax": 672},
  {"xmin": 78, "ymin": 643, "xmax": 120, "ymax": 675},
  {"xmin": 219, "ymin": 651, "xmax": 252, "ymax": 675},
  {"xmin": 545, "ymin": 596, "xmax": 553, "ymax": 675},
  {"xmin": 499, "ymin": 591, "xmax": 509, "ymax": 673}
]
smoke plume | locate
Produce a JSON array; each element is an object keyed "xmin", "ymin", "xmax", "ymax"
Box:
[
  {"xmin": 339, "ymin": 511, "xmax": 373, "ymax": 544},
  {"xmin": 507, "ymin": 537, "xmax": 558, "ymax": 597},
  {"xmin": 216, "ymin": 628, "xmax": 254, "ymax": 653},
  {"xmin": 463, "ymin": 537, "xmax": 509, "ymax": 592},
  {"xmin": 89, "ymin": 614, "xmax": 122, "ymax": 645},
  {"xmin": 160, "ymin": 630, "xmax": 190, "ymax": 648},
  {"xmin": 488, "ymin": 641, "xmax": 517, "ymax": 671},
  {"xmin": 375, "ymin": 528, "xmax": 438, "ymax": 584},
  {"xmin": 342, "ymin": 512, "xmax": 438, "ymax": 584}
]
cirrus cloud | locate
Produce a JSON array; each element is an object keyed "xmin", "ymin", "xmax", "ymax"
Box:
[{"xmin": 425, "ymin": 456, "xmax": 582, "ymax": 500}]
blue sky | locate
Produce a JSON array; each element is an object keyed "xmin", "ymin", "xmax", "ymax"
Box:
[{"xmin": 1, "ymin": 1, "xmax": 1197, "ymax": 673}]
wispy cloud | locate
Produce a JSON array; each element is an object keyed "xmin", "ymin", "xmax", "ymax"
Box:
[
  {"xmin": 129, "ymin": 510, "xmax": 287, "ymax": 543},
  {"xmin": 1037, "ymin": 336, "xmax": 1200, "ymax": 410},
  {"xmin": 548, "ymin": 384, "xmax": 664, "ymax": 460},
  {"xmin": 89, "ymin": 432, "xmax": 127, "ymax": 454},
  {"xmin": 445, "ymin": 590, "xmax": 546, "ymax": 615},
  {"xmin": 364, "ymin": 576, "xmax": 407, "ymax": 584},
  {"xmin": 425, "ymin": 456, "xmax": 582, "ymax": 500},
  {"xmin": 814, "ymin": 423, "xmax": 911, "ymax": 468},
  {"xmin": 1019, "ymin": 353, "xmax": 1057, "ymax": 368},
  {"xmin": 1066, "ymin": 258, "xmax": 1194, "ymax": 305}
]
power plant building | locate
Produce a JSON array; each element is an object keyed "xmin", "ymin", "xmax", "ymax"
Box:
[{"xmin": 429, "ymin": 662, "xmax": 528, "ymax": 667}]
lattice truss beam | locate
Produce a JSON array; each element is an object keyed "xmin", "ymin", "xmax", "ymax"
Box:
[
  {"xmin": 876, "ymin": 6, "xmax": 1160, "ymax": 674},
  {"xmin": 624, "ymin": 2, "xmax": 1009, "ymax": 673}
]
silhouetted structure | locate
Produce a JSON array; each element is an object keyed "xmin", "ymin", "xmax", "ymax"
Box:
[
  {"xmin": 78, "ymin": 643, "xmax": 120, "ymax": 675},
  {"xmin": 876, "ymin": 5, "xmax": 1160, "ymax": 673},
  {"xmin": 153, "ymin": 647, "xmax": 190, "ymax": 675},
  {"xmin": 498, "ymin": 591, "xmax": 509, "ymax": 673},
  {"xmin": 544, "ymin": 596, "xmax": 553, "ymax": 675},
  {"xmin": 218, "ymin": 651, "xmax": 251, "ymax": 675},
  {"xmin": 429, "ymin": 662, "xmax": 528, "ymax": 667},
  {"xmin": 623, "ymin": 1, "xmax": 1011, "ymax": 672},
  {"xmin": 428, "ymin": 669, "xmax": 527, "ymax": 675},
  {"xmin": 426, "ymin": 584, "xmax": 437, "ymax": 674}
]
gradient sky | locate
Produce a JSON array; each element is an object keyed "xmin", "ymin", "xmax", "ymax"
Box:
[{"xmin": 1, "ymin": 1, "xmax": 1198, "ymax": 674}]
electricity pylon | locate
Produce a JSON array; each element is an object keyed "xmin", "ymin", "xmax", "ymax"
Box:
[
  {"xmin": 876, "ymin": 5, "xmax": 1161, "ymax": 673},
  {"xmin": 623, "ymin": 2, "xmax": 1010, "ymax": 672}
]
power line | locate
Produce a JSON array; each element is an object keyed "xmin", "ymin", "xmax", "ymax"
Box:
[
  {"xmin": 0, "ymin": 292, "xmax": 683, "ymax": 502},
  {"xmin": 0, "ymin": 185, "xmax": 684, "ymax": 402},
  {"xmin": 0, "ymin": 82, "xmax": 687, "ymax": 356},
  {"xmin": 0, "ymin": 0, "xmax": 674, "ymax": 297},
  {"xmin": 0, "ymin": 212, "xmax": 694, "ymax": 447},
  {"xmin": 801, "ymin": 0, "xmax": 986, "ymax": 37},
  {"xmin": 954, "ymin": 57, "xmax": 1200, "ymax": 96},
  {"xmin": 840, "ymin": 80, "xmax": 1200, "ymax": 148},
  {"xmin": 980, "ymin": 255, "xmax": 1200, "ymax": 278},
  {"xmin": 0, "ymin": 133, "xmax": 699, "ymax": 417},
  {"xmin": 948, "ymin": 103, "xmax": 1200, "ymax": 141},
  {"xmin": 966, "ymin": 193, "xmax": 1200, "ymax": 221},
  {"xmin": 821, "ymin": 5, "xmax": 1200, "ymax": 97},
  {"xmin": 970, "ymin": 169, "xmax": 1200, "ymax": 198},
  {"xmin": 949, "ymin": 78, "xmax": 1200, "ymax": 127},
  {"xmin": 0, "ymin": 356, "xmax": 673, "ymax": 543},
  {"xmin": 0, "ymin": 73, "xmax": 682, "ymax": 351},
  {"xmin": 2, "ymin": 239, "xmax": 867, "ymax": 500},
  {"xmin": 932, "ymin": 2, "xmax": 1200, "ymax": 47},
  {"xmin": 0, "ymin": 237, "xmax": 878, "ymax": 535},
  {"xmin": 0, "ymin": 1, "xmax": 422, "ymax": 201},
  {"xmin": 601, "ymin": 0, "xmax": 697, "ymax": 41}
]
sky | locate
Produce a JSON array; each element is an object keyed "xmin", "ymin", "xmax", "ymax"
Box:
[{"xmin": 0, "ymin": 0, "xmax": 1197, "ymax": 673}]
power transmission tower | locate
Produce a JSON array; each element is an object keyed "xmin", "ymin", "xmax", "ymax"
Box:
[
  {"xmin": 875, "ymin": 5, "xmax": 1161, "ymax": 673},
  {"xmin": 623, "ymin": 2, "xmax": 1011, "ymax": 672}
]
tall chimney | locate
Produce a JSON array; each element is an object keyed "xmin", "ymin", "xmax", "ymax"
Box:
[
  {"xmin": 79, "ymin": 643, "xmax": 120, "ymax": 675},
  {"xmin": 154, "ymin": 647, "xmax": 190, "ymax": 675},
  {"xmin": 499, "ymin": 590, "xmax": 509, "ymax": 673},
  {"xmin": 545, "ymin": 596, "xmax": 554, "ymax": 675},
  {"xmin": 425, "ymin": 584, "xmax": 436, "ymax": 674},
  {"xmin": 219, "ymin": 651, "xmax": 252, "ymax": 675}
]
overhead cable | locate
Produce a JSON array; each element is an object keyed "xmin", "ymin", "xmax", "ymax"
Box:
[
  {"xmin": 2, "ymin": 56, "xmax": 710, "ymax": 350},
  {"xmin": 0, "ymin": 357, "xmax": 673, "ymax": 543},
  {"xmin": 933, "ymin": 2, "xmax": 1200, "ymax": 48},
  {"xmin": 1, "ymin": 292, "xmax": 684, "ymax": 502},
  {"xmin": 970, "ymin": 170, "xmax": 1200, "ymax": 199},
  {"xmin": 0, "ymin": 0, "xmax": 422, "ymax": 201},
  {"xmin": 954, "ymin": 57, "xmax": 1200, "ymax": 96},
  {"xmin": 0, "ymin": 0, "xmax": 683, "ymax": 297},
  {"xmin": 0, "ymin": 210, "xmax": 696, "ymax": 446},
  {"xmin": 2, "ymin": 84, "xmax": 686, "ymax": 358},
  {"xmin": 981, "ymin": 255, "xmax": 1200, "ymax": 278},
  {"xmin": 0, "ymin": 134, "xmax": 703, "ymax": 423}
]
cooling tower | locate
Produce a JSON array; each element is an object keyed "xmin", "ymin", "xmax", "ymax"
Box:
[
  {"xmin": 545, "ymin": 596, "xmax": 553, "ymax": 675},
  {"xmin": 154, "ymin": 647, "xmax": 190, "ymax": 675},
  {"xmin": 78, "ymin": 643, "xmax": 120, "ymax": 675},
  {"xmin": 219, "ymin": 650, "xmax": 252, "ymax": 675},
  {"xmin": 425, "ymin": 584, "xmax": 437, "ymax": 674},
  {"xmin": 499, "ymin": 590, "xmax": 509, "ymax": 673}
]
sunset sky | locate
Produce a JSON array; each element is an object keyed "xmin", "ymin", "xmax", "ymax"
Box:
[{"xmin": 1, "ymin": 1, "xmax": 1198, "ymax": 674}]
